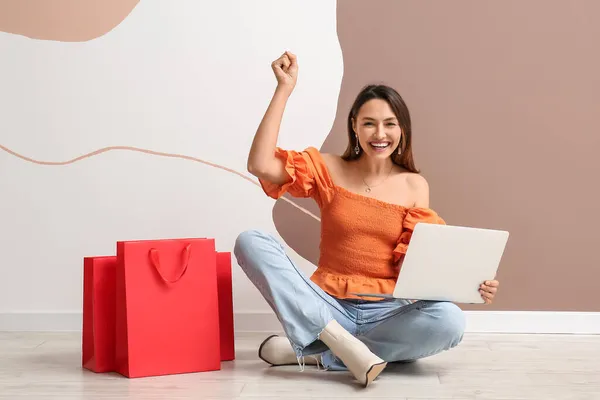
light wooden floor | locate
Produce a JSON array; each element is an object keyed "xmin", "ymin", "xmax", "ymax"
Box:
[{"xmin": 1, "ymin": 331, "xmax": 599, "ymax": 400}]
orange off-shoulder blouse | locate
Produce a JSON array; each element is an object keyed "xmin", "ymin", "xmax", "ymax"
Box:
[{"xmin": 259, "ymin": 147, "xmax": 445, "ymax": 300}]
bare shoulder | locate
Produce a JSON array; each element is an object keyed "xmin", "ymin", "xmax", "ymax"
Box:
[
  {"xmin": 320, "ymin": 152, "xmax": 343, "ymax": 172},
  {"xmin": 405, "ymin": 173, "xmax": 430, "ymax": 207},
  {"xmin": 406, "ymin": 173, "xmax": 429, "ymax": 191},
  {"xmin": 320, "ymin": 152, "xmax": 342, "ymax": 165},
  {"xmin": 319, "ymin": 152, "xmax": 345, "ymax": 183}
]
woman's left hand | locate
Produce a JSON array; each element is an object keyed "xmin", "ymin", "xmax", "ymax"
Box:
[{"xmin": 479, "ymin": 280, "xmax": 499, "ymax": 304}]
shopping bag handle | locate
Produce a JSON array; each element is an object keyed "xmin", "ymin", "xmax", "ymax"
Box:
[{"xmin": 148, "ymin": 244, "xmax": 192, "ymax": 284}]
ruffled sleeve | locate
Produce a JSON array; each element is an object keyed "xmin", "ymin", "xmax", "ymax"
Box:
[
  {"xmin": 393, "ymin": 208, "xmax": 446, "ymax": 262},
  {"xmin": 258, "ymin": 147, "xmax": 335, "ymax": 208}
]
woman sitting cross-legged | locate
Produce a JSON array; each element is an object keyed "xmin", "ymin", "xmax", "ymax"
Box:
[{"xmin": 234, "ymin": 51, "xmax": 499, "ymax": 388}]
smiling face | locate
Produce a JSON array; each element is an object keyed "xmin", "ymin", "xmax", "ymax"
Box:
[
  {"xmin": 342, "ymin": 85, "xmax": 417, "ymax": 173},
  {"xmin": 352, "ymin": 98, "xmax": 402, "ymax": 160}
]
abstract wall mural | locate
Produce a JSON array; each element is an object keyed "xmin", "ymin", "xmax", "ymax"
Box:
[
  {"xmin": 2, "ymin": 0, "xmax": 599, "ymax": 319},
  {"xmin": 0, "ymin": 0, "xmax": 342, "ymax": 315}
]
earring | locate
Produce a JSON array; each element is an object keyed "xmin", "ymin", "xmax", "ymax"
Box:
[
  {"xmin": 354, "ymin": 136, "xmax": 360, "ymax": 155},
  {"xmin": 397, "ymin": 138, "xmax": 403, "ymax": 155}
]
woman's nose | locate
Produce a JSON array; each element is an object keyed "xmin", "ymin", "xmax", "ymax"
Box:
[{"xmin": 374, "ymin": 123, "xmax": 386, "ymax": 137}]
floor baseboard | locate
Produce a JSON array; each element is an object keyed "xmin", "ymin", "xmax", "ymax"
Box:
[{"xmin": 1, "ymin": 311, "xmax": 599, "ymax": 334}]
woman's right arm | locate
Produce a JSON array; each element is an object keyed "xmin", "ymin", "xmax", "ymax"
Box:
[{"xmin": 247, "ymin": 51, "xmax": 298, "ymax": 185}]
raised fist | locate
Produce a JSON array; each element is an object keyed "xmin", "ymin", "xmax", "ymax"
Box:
[{"xmin": 271, "ymin": 51, "xmax": 298, "ymax": 92}]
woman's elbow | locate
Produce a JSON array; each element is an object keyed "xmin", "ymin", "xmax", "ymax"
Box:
[
  {"xmin": 247, "ymin": 160, "xmax": 285, "ymax": 184},
  {"xmin": 247, "ymin": 161, "xmax": 267, "ymax": 178}
]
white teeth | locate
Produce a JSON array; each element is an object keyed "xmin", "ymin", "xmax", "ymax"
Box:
[{"xmin": 370, "ymin": 143, "xmax": 390, "ymax": 148}]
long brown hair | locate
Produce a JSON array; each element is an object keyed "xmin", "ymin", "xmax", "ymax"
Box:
[{"xmin": 341, "ymin": 84, "xmax": 419, "ymax": 173}]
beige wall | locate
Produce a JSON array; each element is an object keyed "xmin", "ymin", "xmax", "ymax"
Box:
[{"xmin": 274, "ymin": 0, "xmax": 600, "ymax": 312}]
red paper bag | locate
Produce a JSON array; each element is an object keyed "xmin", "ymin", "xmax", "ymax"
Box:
[
  {"xmin": 114, "ymin": 238, "xmax": 221, "ymax": 378},
  {"xmin": 82, "ymin": 256, "xmax": 117, "ymax": 373},
  {"xmin": 216, "ymin": 252, "xmax": 235, "ymax": 361}
]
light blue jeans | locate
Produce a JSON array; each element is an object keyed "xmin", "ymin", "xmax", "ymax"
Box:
[{"xmin": 234, "ymin": 230, "xmax": 466, "ymax": 370}]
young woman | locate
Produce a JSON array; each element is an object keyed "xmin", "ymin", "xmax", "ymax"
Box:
[{"xmin": 234, "ymin": 51, "xmax": 500, "ymax": 387}]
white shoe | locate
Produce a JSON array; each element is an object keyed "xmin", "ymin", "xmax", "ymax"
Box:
[
  {"xmin": 258, "ymin": 335, "xmax": 318, "ymax": 366},
  {"xmin": 318, "ymin": 320, "xmax": 387, "ymax": 387}
]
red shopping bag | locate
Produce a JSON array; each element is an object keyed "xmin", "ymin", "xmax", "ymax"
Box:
[
  {"xmin": 216, "ymin": 252, "xmax": 235, "ymax": 361},
  {"xmin": 114, "ymin": 238, "xmax": 221, "ymax": 378},
  {"xmin": 82, "ymin": 256, "xmax": 117, "ymax": 373}
]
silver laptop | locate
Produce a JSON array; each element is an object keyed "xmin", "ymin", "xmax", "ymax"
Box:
[{"xmin": 352, "ymin": 223, "xmax": 509, "ymax": 304}]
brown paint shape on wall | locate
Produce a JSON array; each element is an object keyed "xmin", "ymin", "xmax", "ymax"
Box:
[
  {"xmin": 273, "ymin": 0, "xmax": 600, "ymax": 312},
  {"xmin": 0, "ymin": 0, "xmax": 140, "ymax": 42}
]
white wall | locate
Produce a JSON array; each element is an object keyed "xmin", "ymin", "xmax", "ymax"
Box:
[{"xmin": 0, "ymin": 0, "xmax": 343, "ymax": 324}]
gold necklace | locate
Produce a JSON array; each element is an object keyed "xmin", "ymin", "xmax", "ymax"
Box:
[{"xmin": 362, "ymin": 165, "xmax": 394, "ymax": 193}]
